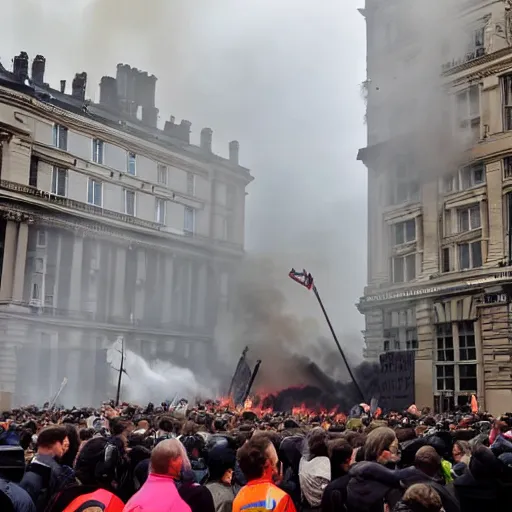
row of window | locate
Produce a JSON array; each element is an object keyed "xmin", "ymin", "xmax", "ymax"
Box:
[
  {"xmin": 52, "ymin": 124, "xmax": 196, "ymax": 194},
  {"xmin": 51, "ymin": 167, "xmax": 195, "ymax": 231}
]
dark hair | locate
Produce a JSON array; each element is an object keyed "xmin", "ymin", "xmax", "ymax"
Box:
[
  {"xmin": 60, "ymin": 424, "xmax": 80, "ymax": 467},
  {"xmin": 328, "ymin": 439, "xmax": 353, "ymax": 473},
  {"xmin": 238, "ymin": 436, "xmax": 272, "ymax": 481},
  {"xmin": 308, "ymin": 428, "xmax": 329, "ymax": 459},
  {"xmin": 36, "ymin": 426, "xmax": 68, "ymax": 449},
  {"xmin": 207, "ymin": 446, "xmax": 236, "ymax": 481},
  {"xmin": 414, "ymin": 446, "xmax": 441, "ymax": 477},
  {"xmin": 110, "ymin": 417, "xmax": 132, "ymax": 436},
  {"xmin": 79, "ymin": 428, "xmax": 94, "ymax": 442},
  {"xmin": 158, "ymin": 417, "xmax": 174, "ymax": 433}
]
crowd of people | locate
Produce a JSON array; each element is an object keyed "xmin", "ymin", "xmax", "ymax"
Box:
[{"xmin": 0, "ymin": 399, "xmax": 511, "ymax": 511}]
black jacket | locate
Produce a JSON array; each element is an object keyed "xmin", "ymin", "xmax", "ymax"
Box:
[
  {"xmin": 453, "ymin": 445, "xmax": 512, "ymax": 512},
  {"xmin": 346, "ymin": 462, "xmax": 412, "ymax": 512},
  {"xmin": 0, "ymin": 478, "xmax": 34, "ymax": 512},
  {"xmin": 399, "ymin": 467, "xmax": 459, "ymax": 512},
  {"xmin": 321, "ymin": 472, "xmax": 350, "ymax": 512},
  {"xmin": 178, "ymin": 470, "xmax": 215, "ymax": 512}
]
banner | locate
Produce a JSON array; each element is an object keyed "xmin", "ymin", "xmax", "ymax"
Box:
[
  {"xmin": 229, "ymin": 350, "xmax": 253, "ymax": 406},
  {"xmin": 379, "ymin": 351, "xmax": 415, "ymax": 412}
]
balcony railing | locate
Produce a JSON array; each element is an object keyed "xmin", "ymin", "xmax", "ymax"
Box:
[{"xmin": 442, "ymin": 47, "xmax": 486, "ymax": 73}]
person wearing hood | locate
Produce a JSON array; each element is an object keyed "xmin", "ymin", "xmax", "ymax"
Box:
[
  {"xmin": 345, "ymin": 426, "xmax": 406, "ymax": 512},
  {"xmin": 0, "ymin": 444, "xmax": 35, "ymax": 512},
  {"xmin": 399, "ymin": 446, "xmax": 459, "ymax": 512},
  {"xmin": 279, "ymin": 435, "xmax": 303, "ymax": 509},
  {"xmin": 453, "ymin": 444, "xmax": 511, "ymax": 511},
  {"xmin": 393, "ymin": 483, "xmax": 443, "ymax": 512},
  {"xmin": 299, "ymin": 427, "xmax": 331, "ymax": 510},
  {"xmin": 205, "ymin": 443, "xmax": 237, "ymax": 512},
  {"xmin": 321, "ymin": 439, "xmax": 353, "ymax": 512}
]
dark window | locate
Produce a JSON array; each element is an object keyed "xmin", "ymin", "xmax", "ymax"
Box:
[
  {"xmin": 503, "ymin": 74, "xmax": 512, "ymax": 131},
  {"xmin": 458, "ymin": 321, "xmax": 476, "ymax": 360},
  {"xmin": 442, "ymin": 247, "xmax": 450, "ymax": 273},
  {"xmin": 436, "ymin": 324, "xmax": 454, "ymax": 361},
  {"xmin": 406, "ymin": 328, "xmax": 418, "ymax": 350},
  {"xmin": 383, "ymin": 340, "xmax": 390, "ymax": 352},
  {"xmin": 53, "ymin": 124, "xmax": 68, "ymax": 150},
  {"xmin": 459, "ymin": 364, "xmax": 477, "ymax": 391},
  {"xmin": 436, "ymin": 364, "xmax": 455, "ymax": 391},
  {"xmin": 29, "ymin": 156, "xmax": 38, "ymax": 188}
]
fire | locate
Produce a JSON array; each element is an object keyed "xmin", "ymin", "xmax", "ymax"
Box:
[{"xmin": 244, "ymin": 398, "xmax": 253, "ymax": 410}]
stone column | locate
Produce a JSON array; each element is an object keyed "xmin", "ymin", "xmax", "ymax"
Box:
[
  {"xmin": 196, "ymin": 262, "xmax": 208, "ymax": 327},
  {"xmin": 486, "ymin": 161, "xmax": 504, "ymax": 264},
  {"xmin": 0, "ymin": 221, "xmax": 17, "ymax": 300},
  {"xmin": 112, "ymin": 247, "xmax": 126, "ymax": 318},
  {"xmin": 161, "ymin": 255, "xmax": 174, "ymax": 324},
  {"xmin": 69, "ymin": 235, "xmax": 84, "ymax": 311},
  {"xmin": 421, "ymin": 181, "xmax": 440, "ymax": 277},
  {"xmin": 12, "ymin": 223, "xmax": 29, "ymax": 302},
  {"xmin": 134, "ymin": 249, "xmax": 146, "ymax": 321}
]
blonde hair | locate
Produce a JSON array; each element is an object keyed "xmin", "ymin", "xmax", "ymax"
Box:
[{"xmin": 150, "ymin": 439, "xmax": 191, "ymax": 475}]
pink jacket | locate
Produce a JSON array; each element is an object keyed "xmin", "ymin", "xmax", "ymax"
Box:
[{"xmin": 123, "ymin": 473, "xmax": 192, "ymax": 512}]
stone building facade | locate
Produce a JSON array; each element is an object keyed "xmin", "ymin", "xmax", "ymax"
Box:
[
  {"xmin": 0, "ymin": 52, "xmax": 253, "ymax": 406},
  {"xmin": 358, "ymin": 1, "xmax": 512, "ymax": 414}
]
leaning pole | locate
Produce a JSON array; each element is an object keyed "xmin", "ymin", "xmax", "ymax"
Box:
[{"xmin": 288, "ymin": 268, "xmax": 365, "ymax": 402}]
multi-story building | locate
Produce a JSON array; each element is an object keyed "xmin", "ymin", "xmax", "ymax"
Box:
[
  {"xmin": 0, "ymin": 52, "xmax": 252, "ymax": 407},
  {"xmin": 357, "ymin": 1, "xmax": 512, "ymax": 414}
]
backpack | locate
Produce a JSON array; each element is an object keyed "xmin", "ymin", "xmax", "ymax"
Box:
[{"xmin": 47, "ymin": 486, "xmax": 124, "ymax": 512}]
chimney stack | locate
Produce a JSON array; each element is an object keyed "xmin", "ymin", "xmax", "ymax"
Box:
[
  {"xmin": 99, "ymin": 76, "xmax": 119, "ymax": 109},
  {"xmin": 229, "ymin": 141, "xmax": 240, "ymax": 165},
  {"xmin": 116, "ymin": 64, "xmax": 137, "ymax": 116},
  {"xmin": 13, "ymin": 52, "xmax": 29, "ymax": 82},
  {"xmin": 200, "ymin": 128, "xmax": 213, "ymax": 152},
  {"xmin": 72, "ymin": 72, "xmax": 87, "ymax": 101},
  {"xmin": 31, "ymin": 55, "xmax": 46, "ymax": 85},
  {"xmin": 164, "ymin": 117, "xmax": 191, "ymax": 143},
  {"xmin": 60, "ymin": 80, "xmax": 66, "ymax": 93}
]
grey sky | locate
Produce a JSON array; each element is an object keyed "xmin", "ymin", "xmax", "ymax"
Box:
[{"xmin": 2, "ymin": 0, "xmax": 368, "ymax": 343}]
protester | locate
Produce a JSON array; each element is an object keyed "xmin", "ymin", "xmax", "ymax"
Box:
[
  {"xmin": 320, "ymin": 439, "xmax": 353, "ymax": 512},
  {"xmin": 393, "ymin": 483, "xmax": 443, "ymax": 512},
  {"xmin": 123, "ymin": 439, "xmax": 191, "ymax": 512},
  {"xmin": 233, "ymin": 435, "xmax": 297, "ymax": 512},
  {"xmin": 205, "ymin": 443, "xmax": 237, "ymax": 512}
]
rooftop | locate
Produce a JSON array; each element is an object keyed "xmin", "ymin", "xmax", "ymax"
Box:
[{"xmin": 0, "ymin": 51, "xmax": 249, "ymax": 174}]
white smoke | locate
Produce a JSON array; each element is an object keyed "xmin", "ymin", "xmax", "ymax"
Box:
[{"xmin": 106, "ymin": 338, "xmax": 208, "ymax": 404}]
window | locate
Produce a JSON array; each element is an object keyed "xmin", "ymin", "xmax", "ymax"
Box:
[
  {"xmin": 406, "ymin": 328, "xmax": 418, "ymax": 350},
  {"xmin": 92, "ymin": 139, "xmax": 104, "ymax": 165},
  {"xmin": 445, "ymin": 164, "xmax": 485, "ymax": 192},
  {"xmin": 458, "ymin": 204, "xmax": 481, "ymax": 232},
  {"xmin": 227, "ymin": 184, "xmax": 235, "ymax": 208},
  {"xmin": 503, "ymin": 74, "xmax": 512, "ymax": 131},
  {"xmin": 459, "ymin": 241, "xmax": 482, "ymax": 270},
  {"xmin": 187, "ymin": 173, "xmax": 195, "ymax": 195},
  {"xmin": 458, "ymin": 321, "xmax": 476, "ymax": 361},
  {"xmin": 184, "ymin": 206, "xmax": 195, "ymax": 234},
  {"xmin": 459, "ymin": 364, "xmax": 477, "ymax": 391},
  {"xmin": 455, "ymin": 85, "xmax": 480, "ymax": 142},
  {"xmin": 436, "ymin": 365, "xmax": 455, "ymax": 391},
  {"xmin": 394, "ymin": 219, "xmax": 416, "ymax": 245},
  {"xmin": 31, "ymin": 283, "xmax": 40, "ymax": 300},
  {"xmin": 383, "ymin": 340, "xmax": 390, "ymax": 352},
  {"xmin": 36, "ymin": 230, "xmax": 47, "ymax": 248},
  {"xmin": 51, "ymin": 167, "xmax": 67, "ymax": 196},
  {"xmin": 35, "ymin": 258, "xmax": 44, "ymax": 273},
  {"xmin": 436, "ymin": 324, "xmax": 454, "ymax": 362},
  {"xmin": 156, "ymin": 198, "xmax": 166, "ymax": 224},
  {"xmin": 52, "ymin": 124, "xmax": 68, "ymax": 150},
  {"xmin": 392, "ymin": 253, "xmax": 416, "ymax": 283},
  {"xmin": 127, "ymin": 152, "xmax": 136, "ymax": 175},
  {"xmin": 505, "ymin": 157, "xmax": 512, "ymax": 179},
  {"xmin": 462, "ymin": 164, "xmax": 484, "ymax": 189},
  {"xmin": 87, "ymin": 179, "xmax": 103, "ymax": 207},
  {"xmin": 394, "ymin": 339, "xmax": 401, "ymax": 350},
  {"xmin": 124, "ymin": 190, "xmax": 135, "ymax": 216},
  {"xmin": 157, "ymin": 164, "xmax": 168, "ymax": 185},
  {"xmin": 29, "ymin": 156, "xmax": 38, "ymax": 188},
  {"xmin": 442, "ymin": 247, "xmax": 451, "ymax": 273}
]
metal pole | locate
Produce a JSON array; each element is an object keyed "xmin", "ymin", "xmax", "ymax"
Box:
[
  {"xmin": 312, "ymin": 285, "xmax": 365, "ymax": 402},
  {"xmin": 242, "ymin": 360, "xmax": 262, "ymax": 404},
  {"xmin": 115, "ymin": 337, "xmax": 124, "ymax": 407}
]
